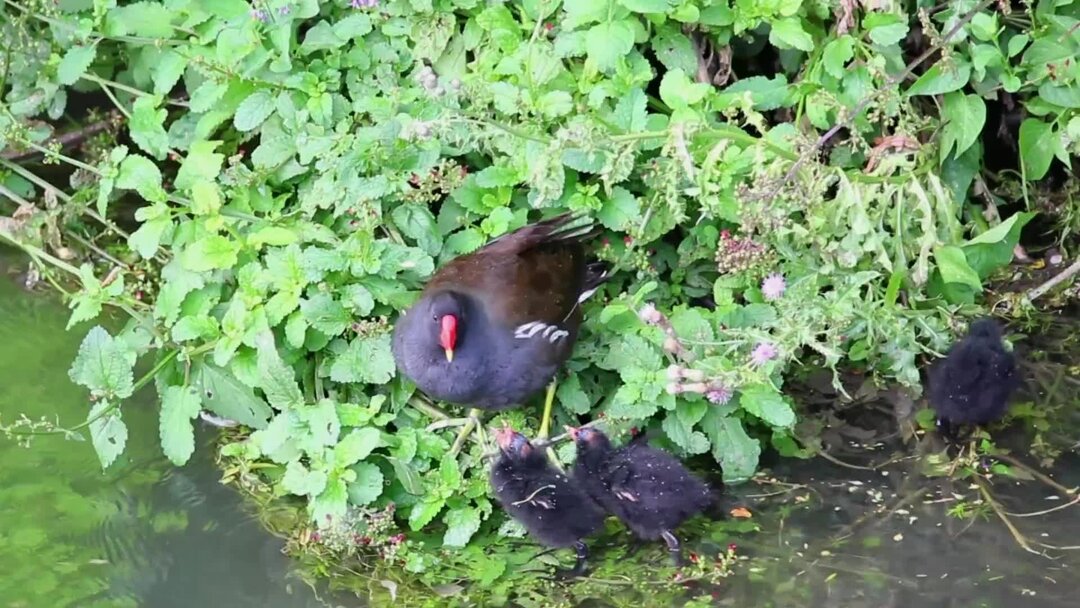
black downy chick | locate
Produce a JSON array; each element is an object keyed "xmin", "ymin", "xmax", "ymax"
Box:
[
  {"xmin": 489, "ymin": 423, "xmax": 605, "ymax": 578},
  {"xmin": 567, "ymin": 426, "xmax": 712, "ymax": 566},
  {"xmin": 927, "ymin": 318, "xmax": 1020, "ymax": 440}
]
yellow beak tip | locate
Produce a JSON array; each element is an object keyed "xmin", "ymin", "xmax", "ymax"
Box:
[{"xmin": 444, "ymin": 349, "xmax": 454, "ymax": 363}]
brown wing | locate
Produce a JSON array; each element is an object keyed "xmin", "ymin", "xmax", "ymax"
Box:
[{"xmin": 423, "ymin": 213, "xmax": 596, "ymax": 328}]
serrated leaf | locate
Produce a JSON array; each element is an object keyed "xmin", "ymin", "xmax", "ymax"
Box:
[
  {"xmin": 87, "ymin": 400, "xmax": 127, "ymax": 469},
  {"xmin": 409, "ymin": 497, "xmax": 446, "ymax": 531},
  {"xmin": 661, "ymin": 413, "xmax": 710, "ymax": 454},
  {"xmin": 443, "ymin": 507, "xmax": 482, "ymax": 547},
  {"xmin": 737, "ymin": 384, "xmax": 795, "ymax": 428},
  {"xmin": 116, "ymin": 154, "xmax": 167, "ymax": 203},
  {"xmin": 620, "ymin": 0, "xmax": 670, "ymax": 13},
  {"xmin": 311, "ymin": 477, "xmax": 348, "ymax": 524},
  {"xmin": 347, "ymin": 462, "xmax": 384, "ymax": 505},
  {"xmin": 129, "ymin": 96, "xmax": 169, "ymax": 159},
  {"xmin": 598, "ymin": 187, "xmax": 641, "ymax": 231},
  {"xmin": 384, "ymin": 456, "xmax": 425, "ymax": 494},
  {"xmin": 336, "ymin": 427, "xmax": 382, "ymax": 466},
  {"xmin": 191, "ymin": 360, "xmax": 272, "ymax": 429},
  {"xmin": 180, "ymin": 235, "xmax": 239, "ymax": 272},
  {"xmin": 188, "ymin": 80, "xmax": 228, "ymax": 114},
  {"xmin": 613, "ymin": 88, "xmax": 648, "ymax": 132},
  {"xmin": 57, "ymin": 45, "xmax": 96, "ymax": 86},
  {"xmin": 152, "ymin": 50, "xmax": 187, "ymax": 96},
  {"xmin": 556, "ymin": 373, "xmax": 592, "ymax": 415},
  {"xmin": 585, "ymin": 19, "xmax": 635, "ymax": 72},
  {"xmin": 159, "ymin": 385, "xmax": 200, "ymax": 465},
  {"xmin": 301, "ymin": 293, "xmax": 351, "ymax": 336},
  {"xmin": 822, "ymin": 36, "xmax": 854, "ymax": 80},
  {"xmin": 254, "ymin": 332, "xmax": 305, "ymax": 410},
  {"xmin": 329, "ymin": 333, "xmax": 396, "ymax": 385},
  {"xmin": 769, "ymin": 18, "xmax": 813, "ymax": 52},
  {"xmin": 106, "ymin": 1, "xmax": 175, "ymax": 38},
  {"xmin": 659, "ymin": 68, "xmax": 709, "ymax": 108},
  {"xmin": 175, "ymin": 140, "xmax": 224, "ymax": 190},
  {"xmin": 69, "ymin": 326, "xmax": 135, "ymax": 399},
  {"xmin": 282, "ymin": 460, "xmax": 328, "ymax": 496},
  {"xmin": 234, "ymin": 90, "xmax": 276, "ymax": 132},
  {"xmin": 701, "ymin": 410, "xmax": 759, "ymax": 483}
]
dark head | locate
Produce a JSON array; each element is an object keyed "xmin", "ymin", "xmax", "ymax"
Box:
[
  {"xmin": 494, "ymin": 422, "xmax": 534, "ymax": 459},
  {"xmin": 565, "ymin": 425, "xmax": 613, "ymax": 454},
  {"xmin": 426, "ymin": 291, "xmax": 468, "ymax": 363},
  {"xmin": 967, "ymin": 318, "xmax": 1004, "ymax": 342}
]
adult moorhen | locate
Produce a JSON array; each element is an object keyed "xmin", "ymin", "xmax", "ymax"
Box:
[
  {"xmin": 927, "ymin": 318, "xmax": 1020, "ymax": 441},
  {"xmin": 489, "ymin": 423, "xmax": 606, "ymax": 578},
  {"xmin": 392, "ymin": 212, "xmax": 607, "ymax": 452},
  {"xmin": 566, "ymin": 426, "xmax": 712, "ymax": 566}
]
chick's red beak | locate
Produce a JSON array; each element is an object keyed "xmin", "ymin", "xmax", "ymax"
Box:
[
  {"xmin": 439, "ymin": 314, "xmax": 457, "ymax": 362},
  {"xmin": 494, "ymin": 422, "xmax": 514, "ymax": 451},
  {"xmin": 564, "ymin": 425, "xmax": 579, "ymax": 440}
]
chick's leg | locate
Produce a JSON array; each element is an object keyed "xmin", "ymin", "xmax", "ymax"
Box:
[{"xmin": 661, "ymin": 530, "xmax": 685, "ymax": 567}]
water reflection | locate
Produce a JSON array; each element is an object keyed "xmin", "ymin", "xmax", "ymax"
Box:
[{"xmin": 0, "ymin": 258, "xmax": 327, "ymax": 608}]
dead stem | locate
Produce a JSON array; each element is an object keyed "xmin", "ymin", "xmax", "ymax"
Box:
[
  {"xmin": 1004, "ymin": 494, "xmax": 1080, "ymax": 518},
  {"xmin": 818, "ymin": 450, "xmax": 876, "ymax": 471},
  {"xmin": 994, "ymin": 453, "xmax": 1077, "ymax": 496},
  {"xmin": 974, "ymin": 477, "xmax": 1047, "ymax": 557},
  {"xmin": 1026, "ymin": 258, "xmax": 1080, "ymax": 301}
]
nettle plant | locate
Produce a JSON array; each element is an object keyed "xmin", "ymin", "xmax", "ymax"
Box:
[{"xmin": 0, "ymin": 0, "xmax": 1057, "ymax": 555}]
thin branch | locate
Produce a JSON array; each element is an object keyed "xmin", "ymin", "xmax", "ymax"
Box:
[
  {"xmin": 1026, "ymin": 258, "xmax": 1080, "ymax": 301},
  {"xmin": 1004, "ymin": 494, "xmax": 1080, "ymax": 518},
  {"xmin": 975, "ymin": 476, "xmax": 1047, "ymax": 557}
]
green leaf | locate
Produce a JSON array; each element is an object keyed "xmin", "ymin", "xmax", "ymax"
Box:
[
  {"xmin": 329, "ymin": 333, "xmax": 396, "ymax": 385},
  {"xmin": 409, "ymin": 497, "xmax": 446, "ymax": 531},
  {"xmin": 612, "ymin": 88, "xmax": 648, "ymax": 132},
  {"xmin": 661, "ymin": 413, "xmax": 710, "ymax": 454},
  {"xmin": 939, "ymin": 92, "xmax": 986, "ymax": 160},
  {"xmin": 189, "ymin": 180, "xmax": 221, "ymax": 215},
  {"xmin": 311, "ymin": 477, "xmax": 348, "ymax": 523},
  {"xmin": 658, "ymin": 68, "xmax": 709, "ymax": 108},
  {"xmin": 769, "ymin": 18, "xmax": 813, "ymax": 53},
  {"xmin": 598, "ymin": 187, "xmax": 641, "ymax": 231},
  {"xmin": 864, "ymin": 13, "xmax": 909, "ymax": 47},
  {"xmin": 87, "ymin": 400, "xmax": 127, "ymax": 469},
  {"xmin": 254, "ymin": 332, "xmax": 305, "ymax": 410},
  {"xmin": 151, "ymin": 50, "xmax": 187, "ymax": 97},
  {"xmin": 188, "ymin": 80, "xmax": 228, "ymax": 114},
  {"xmin": 906, "ymin": 62, "xmax": 971, "ymax": 97},
  {"xmin": 821, "ymin": 36, "xmax": 854, "ymax": 80},
  {"xmin": 234, "ymin": 90, "xmax": 276, "ymax": 132},
  {"xmin": 933, "ymin": 245, "xmax": 982, "ymax": 290},
  {"xmin": 159, "ymin": 385, "xmax": 201, "ymax": 466},
  {"xmin": 383, "ymin": 456, "xmax": 425, "ymax": 495},
  {"xmin": 57, "ymin": 45, "xmax": 96, "ymax": 86},
  {"xmin": 585, "ymin": 19, "xmax": 635, "ymax": 72},
  {"xmin": 556, "ymin": 373, "xmax": 592, "ymax": 415},
  {"xmin": 443, "ymin": 507, "xmax": 482, "ymax": 548},
  {"xmin": 335, "ymin": 427, "xmax": 382, "ymax": 466},
  {"xmin": 1038, "ymin": 82, "xmax": 1080, "ymax": 109},
  {"xmin": 620, "ymin": 0, "xmax": 670, "ymax": 12},
  {"xmin": 106, "ymin": 1, "xmax": 175, "ymax": 38},
  {"xmin": 1018, "ymin": 118, "xmax": 1055, "ymax": 180},
  {"xmin": 347, "ymin": 462, "xmax": 384, "ymax": 505},
  {"xmin": 737, "ymin": 384, "xmax": 796, "ymax": 428},
  {"xmin": 129, "ymin": 96, "xmax": 169, "ymax": 159},
  {"xmin": 300, "ymin": 293, "xmax": 351, "ymax": 336},
  {"xmin": 537, "ymin": 90, "xmax": 574, "ymax": 118},
  {"xmin": 701, "ymin": 409, "xmax": 760, "ymax": 483},
  {"xmin": 116, "ymin": 154, "xmax": 167, "ymax": 203},
  {"xmin": 963, "ymin": 212, "xmax": 1035, "ymax": 278},
  {"xmin": 191, "ymin": 360, "xmax": 272, "ymax": 429},
  {"xmin": 282, "ymin": 461, "xmax": 328, "ymax": 496},
  {"xmin": 180, "ymin": 235, "xmax": 240, "ymax": 272},
  {"xmin": 175, "ymin": 140, "xmax": 225, "ymax": 190},
  {"xmin": 69, "ymin": 326, "xmax": 135, "ymax": 399}
]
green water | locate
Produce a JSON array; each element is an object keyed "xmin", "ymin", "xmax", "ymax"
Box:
[{"xmin": 0, "ymin": 257, "xmax": 326, "ymax": 608}]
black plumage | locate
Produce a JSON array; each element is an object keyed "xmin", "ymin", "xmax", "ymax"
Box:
[
  {"xmin": 927, "ymin": 318, "xmax": 1020, "ymax": 439},
  {"xmin": 489, "ymin": 424, "xmax": 605, "ymax": 578},
  {"xmin": 567, "ymin": 426, "xmax": 712, "ymax": 565}
]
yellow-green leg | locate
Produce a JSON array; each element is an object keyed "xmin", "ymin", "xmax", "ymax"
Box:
[
  {"xmin": 450, "ymin": 408, "xmax": 482, "ymax": 456},
  {"xmin": 538, "ymin": 380, "xmax": 564, "ymax": 471}
]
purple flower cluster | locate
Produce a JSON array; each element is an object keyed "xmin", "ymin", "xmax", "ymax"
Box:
[{"xmin": 351, "ymin": 0, "xmax": 378, "ymax": 7}]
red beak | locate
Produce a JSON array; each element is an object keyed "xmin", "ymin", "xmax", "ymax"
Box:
[
  {"xmin": 495, "ymin": 421, "xmax": 515, "ymax": 450},
  {"xmin": 439, "ymin": 315, "xmax": 457, "ymax": 362},
  {"xmin": 564, "ymin": 425, "xmax": 579, "ymax": 440}
]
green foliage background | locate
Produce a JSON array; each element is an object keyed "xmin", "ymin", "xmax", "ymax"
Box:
[{"xmin": 2, "ymin": 0, "xmax": 1076, "ymax": 591}]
